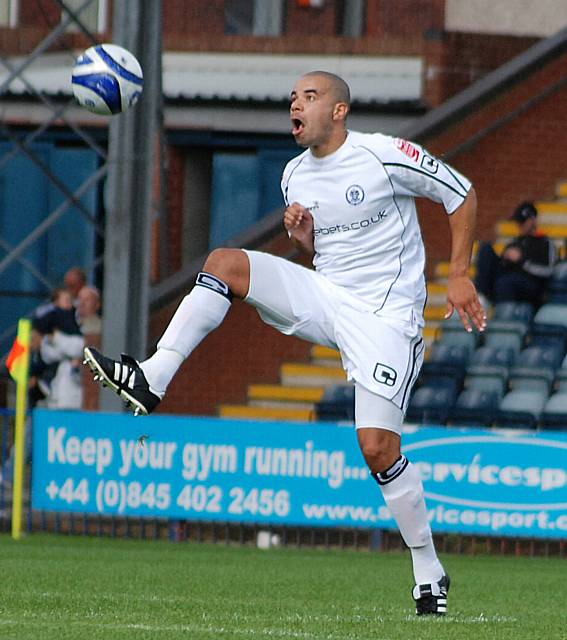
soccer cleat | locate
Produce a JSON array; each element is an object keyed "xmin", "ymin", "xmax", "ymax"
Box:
[
  {"xmin": 83, "ymin": 346, "xmax": 162, "ymax": 416},
  {"xmin": 412, "ymin": 574, "xmax": 450, "ymax": 616}
]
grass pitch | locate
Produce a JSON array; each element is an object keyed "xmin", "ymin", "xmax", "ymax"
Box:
[{"xmin": 0, "ymin": 534, "xmax": 565, "ymax": 640}]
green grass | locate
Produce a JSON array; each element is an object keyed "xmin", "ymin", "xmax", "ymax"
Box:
[{"xmin": 0, "ymin": 534, "xmax": 565, "ymax": 640}]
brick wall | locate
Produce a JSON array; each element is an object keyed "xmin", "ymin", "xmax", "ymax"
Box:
[{"xmin": 417, "ymin": 50, "xmax": 567, "ymax": 274}]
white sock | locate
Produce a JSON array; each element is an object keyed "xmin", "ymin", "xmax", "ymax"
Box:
[
  {"xmin": 140, "ymin": 348, "xmax": 184, "ymax": 396},
  {"xmin": 376, "ymin": 456, "xmax": 444, "ymax": 585},
  {"xmin": 140, "ymin": 274, "xmax": 232, "ymax": 393}
]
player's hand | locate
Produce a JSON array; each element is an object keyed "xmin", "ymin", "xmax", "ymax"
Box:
[
  {"xmin": 445, "ymin": 275, "xmax": 487, "ymax": 333},
  {"xmin": 283, "ymin": 202, "xmax": 314, "ymax": 247}
]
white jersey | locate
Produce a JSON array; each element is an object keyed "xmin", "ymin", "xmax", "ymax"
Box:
[{"xmin": 281, "ymin": 130, "xmax": 472, "ymax": 326}]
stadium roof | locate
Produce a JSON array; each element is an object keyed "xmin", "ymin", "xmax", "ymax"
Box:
[{"xmin": 0, "ymin": 51, "xmax": 423, "ymax": 107}]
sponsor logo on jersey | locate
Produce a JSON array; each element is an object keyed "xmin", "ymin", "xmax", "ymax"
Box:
[
  {"xmin": 313, "ymin": 210, "xmax": 387, "ymax": 236},
  {"xmin": 395, "ymin": 138, "xmax": 420, "ymax": 162},
  {"xmin": 345, "ymin": 184, "xmax": 365, "ymax": 205},
  {"xmin": 373, "ymin": 363, "xmax": 397, "ymax": 387},
  {"xmin": 421, "ymin": 154, "xmax": 439, "ymax": 174},
  {"xmin": 307, "ymin": 201, "xmax": 320, "ymax": 212}
]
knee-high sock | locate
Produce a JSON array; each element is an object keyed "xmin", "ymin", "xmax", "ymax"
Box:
[
  {"xmin": 140, "ymin": 273, "xmax": 232, "ymax": 393},
  {"xmin": 374, "ymin": 455, "xmax": 444, "ymax": 585}
]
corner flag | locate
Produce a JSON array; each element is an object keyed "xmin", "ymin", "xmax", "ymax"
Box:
[{"xmin": 7, "ymin": 319, "xmax": 32, "ymax": 540}]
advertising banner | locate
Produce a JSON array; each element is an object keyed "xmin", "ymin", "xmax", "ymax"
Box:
[{"xmin": 32, "ymin": 409, "xmax": 567, "ymax": 538}]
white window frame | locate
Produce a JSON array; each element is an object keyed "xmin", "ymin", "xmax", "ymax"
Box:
[
  {"xmin": 61, "ymin": 0, "xmax": 108, "ymax": 33},
  {"xmin": 0, "ymin": 0, "xmax": 19, "ymax": 28}
]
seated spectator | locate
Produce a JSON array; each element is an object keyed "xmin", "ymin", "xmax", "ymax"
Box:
[{"xmin": 475, "ymin": 201, "xmax": 556, "ymax": 309}]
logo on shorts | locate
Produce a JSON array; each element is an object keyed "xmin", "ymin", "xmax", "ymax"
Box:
[
  {"xmin": 345, "ymin": 185, "xmax": 365, "ymax": 205},
  {"xmin": 373, "ymin": 363, "xmax": 397, "ymax": 387}
]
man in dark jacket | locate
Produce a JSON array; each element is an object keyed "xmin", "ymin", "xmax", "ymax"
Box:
[{"xmin": 475, "ymin": 201, "xmax": 556, "ymax": 308}]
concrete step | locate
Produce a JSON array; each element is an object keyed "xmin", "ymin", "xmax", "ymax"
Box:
[
  {"xmin": 281, "ymin": 362, "xmax": 346, "ymax": 386},
  {"xmin": 219, "ymin": 404, "xmax": 314, "ymax": 421},
  {"xmin": 248, "ymin": 384, "xmax": 325, "ymax": 403},
  {"xmin": 249, "ymin": 399, "xmax": 317, "ymax": 411},
  {"xmin": 496, "ymin": 221, "xmax": 567, "ymax": 239},
  {"xmin": 556, "ymin": 182, "xmax": 567, "ymax": 199}
]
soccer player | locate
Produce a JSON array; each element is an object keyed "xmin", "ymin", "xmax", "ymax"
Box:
[{"xmin": 85, "ymin": 71, "xmax": 486, "ymax": 615}]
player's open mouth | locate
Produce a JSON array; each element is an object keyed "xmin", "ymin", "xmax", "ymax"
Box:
[{"xmin": 291, "ymin": 118, "xmax": 305, "ymax": 136}]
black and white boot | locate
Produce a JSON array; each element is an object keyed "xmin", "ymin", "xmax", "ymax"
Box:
[
  {"xmin": 413, "ymin": 574, "xmax": 450, "ymax": 615},
  {"xmin": 83, "ymin": 346, "xmax": 162, "ymax": 416}
]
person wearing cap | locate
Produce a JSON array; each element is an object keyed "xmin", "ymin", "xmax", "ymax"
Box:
[{"xmin": 475, "ymin": 201, "xmax": 556, "ymax": 308}]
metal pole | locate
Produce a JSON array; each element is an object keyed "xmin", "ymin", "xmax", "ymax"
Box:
[{"xmin": 100, "ymin": 0, "xmax": 162, "ymax": 411}]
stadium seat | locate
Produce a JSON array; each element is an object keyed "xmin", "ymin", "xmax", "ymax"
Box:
[
  {"xmin": 547, "ymin": 261, "xmax": 567, "ymax": 303},
  {"xmin": 512, "ymin": 345, "xmax": 563, "ymax": 372},
  {"xmin": 528, "ymin": 322, "xmax": 567, "ymax": 352},
  {"xmin": 493, "ymin": 301, "xmax": 535, "ymax": 326},
  {"xmin": 540, "ymin": 392, "xmax": 567, "ymax": 430},
  {"xmin": 406, "ymin": 385, "xmax": 457, "ymax": 425},
  {"xmin": 420, "ymin": 343, "xmax": 470, "ymax": 378},
  {"xmin": 449, "ymin": 388, "xmax": 500, "ymax": 427},
  {"xmin": 316, "ymin": 385, "xmax": 354, "ymax": 422},
  {"xmin": 436, "ymin": 325, "xmax": 479, "ymax": 356},
  {"xmin": 494, "ymin": 389, "xmax": 547, "ymax": 429},
  {"xmin": 464, "ymin": 373, "xmax": 507, "ymax": 403},
  {"xmin": 533, "ymin": 303, "xmax": 567, "ymax": 330},
  {"xmin": 482, "ymin": 326, "xmax": 524, "ymax": 356},
  {"xmin": 465, "ymin": 345, "xmax": 514, "ymax": 390}
]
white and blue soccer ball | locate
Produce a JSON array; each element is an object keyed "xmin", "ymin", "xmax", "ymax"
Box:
[{"xmin": 71, "ymin": 44, "xmax": 143, "ymax": 115}]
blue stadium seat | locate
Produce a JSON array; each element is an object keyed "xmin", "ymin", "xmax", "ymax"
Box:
[
  {"xmin": 436, "ymin": 325, "xmax": 479, "ymax": 357},
  {"xmin": 464, "ymin": 373, "xmax": 507, "ymax": 403},
  {"xmin": 547, "ymin": 261, "xmax": 567, "ymax": 303},
  {"xmin": 540, "ymin": 392, "xmax": 567, "ymax": 430},
  {"xmin": 316, "ymin": 385, "xmax": 354, "ymax": 422},
  {"xmin": 449, "ymin": 389, "xmax": 499, "ymax": 427},
  {"xmin": 493, "ymin": 301, "xmax": 535, "ymax": 325},
  {"xmin": 406, "ymin": 385, "xmax": 457, "ymax": 425},
  {"xmin": 482, "ymin": 326, "xmax": 524, "ymax": 357},
  {"xmin": 495, "ymin": 389, "xmax": 547, "ymax": 429},
  {"xmin": 421, "ymin": 343, "xmax": 470, "ymax": 378},
  {"xmin": 512, "ymin": 345, "xmax": 563, "ymax": 372},
  {"xmin": 466, "ymin": 345, "xmax": 514, "ymax": 389},
  {"xmin": 533, "ymin": 303, "xmax": 567, "ymax": 330}
]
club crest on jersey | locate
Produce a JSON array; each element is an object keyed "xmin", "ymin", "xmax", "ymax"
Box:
[{"xmin": 345, "ymin": 184, "xmax": 365, "ymax": 205}]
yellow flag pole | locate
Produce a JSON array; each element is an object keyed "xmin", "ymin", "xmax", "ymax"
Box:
[{"xmin": 11, "ymin": 318, "xmax": 31, "ymax": 541}]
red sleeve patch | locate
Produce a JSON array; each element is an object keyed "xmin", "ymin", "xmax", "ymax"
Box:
[{"xmin": 394, "ymin": 138, "xmax": 420, "ymax": 162}]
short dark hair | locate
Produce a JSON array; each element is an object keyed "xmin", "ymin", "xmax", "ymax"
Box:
[{"xmin": 303, "ymin": 71, "xmax": 351, "ymax": 106}]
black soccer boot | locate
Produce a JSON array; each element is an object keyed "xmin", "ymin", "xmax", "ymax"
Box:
[
  {"xmin": 83, "ymin": 346, "xmax": 162, "ymax": 416},
  {"xmin": 412, "ymin": 574, "xmax": 450, "ymax": 616}
]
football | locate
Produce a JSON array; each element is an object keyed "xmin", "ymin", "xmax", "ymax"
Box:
[{"xmin": 71, "ymin": 44, "xmax": 143, "ymax": 115}]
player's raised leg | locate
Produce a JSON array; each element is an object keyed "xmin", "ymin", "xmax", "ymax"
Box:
[
  {"xmin": 83, "ymin": 248, "xmax": 249, "ymax": 415},
  {"xmin": 355, "ymin": 385, "xmax": 449, "ymax": 615}
]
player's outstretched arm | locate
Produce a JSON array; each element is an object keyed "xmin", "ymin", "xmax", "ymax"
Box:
[
  {"xmin": 445, "ymin": 188, "xmax": 487, "ymax": 333},
  {"xmin": 284, "ymin": 202, "xmax": 315, "ymax": 259}
]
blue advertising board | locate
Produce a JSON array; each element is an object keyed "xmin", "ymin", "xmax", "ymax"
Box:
[{"xmin": 32, "ymin": 409, "xmax": 567, "ymax": 539}]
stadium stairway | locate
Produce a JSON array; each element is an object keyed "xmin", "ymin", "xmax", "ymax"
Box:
[{"xmin": 218, "ymin": 183, "xmax": 567, "ymax": 422}]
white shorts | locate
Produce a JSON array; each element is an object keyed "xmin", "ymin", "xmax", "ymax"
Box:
[{"xmin": 243, "ymin": 250, "xmax": 425, "ymax": 430}]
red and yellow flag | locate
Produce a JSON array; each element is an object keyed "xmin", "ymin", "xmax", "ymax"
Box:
[{"xmin": 6, "ymin": 332, "xmax": 29, "ymax": 383}]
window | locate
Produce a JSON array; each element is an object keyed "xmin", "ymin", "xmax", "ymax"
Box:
[
  {"xmin": 61, "ymin": 0, "xmax": 108, "ymax": 33},
  {"xmin": 0, "ymin": 0, "xmax": 18, "ymax": 27},
  {"xmin": 225, "ymin": 0, "xmax": 284, "ymax": 36},
  {"xmin": 338, "ymin": 0, "xmax": 366, "ymax": 37}
]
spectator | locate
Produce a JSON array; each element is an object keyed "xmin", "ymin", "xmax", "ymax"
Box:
[
  {"xmin": 64, "ymin": 267, "xmax": 87, "ymax": 305},
  {"xmin": 77, "ymin": 286, "xmax": 102, "ymax": 336},
  {"xmin": 475, "ymin": 201, "xmax": 556, "ymax": 309},
  {"xmin": 77, "ymin": 286, "xmax": 102, "ymax": 411}
]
